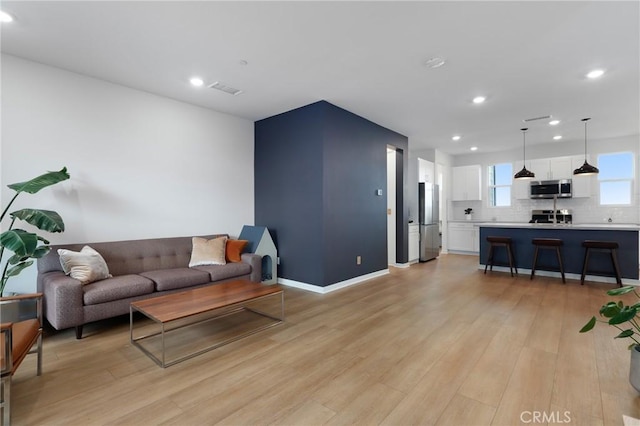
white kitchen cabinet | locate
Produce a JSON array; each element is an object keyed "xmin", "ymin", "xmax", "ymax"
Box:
[
  {"xmin": 549, "ymin": 157, "xmax": 572, "ymax": 180},
  {"xmin": 447, "ymin": 222, "xmax": 479, "ymax": 253},
  {"xmin": 512, "ymin": 164, "xmax": 532, "ymax": 200},
  {"xmin": 570, "ymin": 155, "xmax": 593, "ymax": 198},
  {"xmin": 409, "ymin": 224, "xmax": 420, "ymax": 262},
  {"xmin": 513, "ymin": 155, "xmax": 593, "ymax": 199},
  {"xmin": 452, "ymin": 165, "xmax": 482, "ymax": 201},
  {"xmin": 530, "ymin": 157, "xmax": 572, "ymax": 180}
]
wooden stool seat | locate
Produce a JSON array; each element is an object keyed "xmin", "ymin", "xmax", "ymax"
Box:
[
  {"xmin": 531, "ymin": 238, "xmax": 565, "ymax": 283},
  {"xmin": 487, "ymin": 236, "xmax": 512, "ymax": 244},
  {"xmin": 582, "ymin": 240, "xmax": 619, "ymax": 250},
  {"xmin": 532, "ymin": 238, "xmax": 563, "ymax": 247},
  {"xmin": 580, "ymin": 240, "xmax": 622, "ymax": 286},
  {"xmin": 484, "ymin": 236, "xmax": 517, "ymax": 277}
]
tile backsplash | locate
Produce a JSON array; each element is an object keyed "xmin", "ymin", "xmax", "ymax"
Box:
[{"xmin": 451, "ymin": 197, "xmax": 639, "ymax": 224}]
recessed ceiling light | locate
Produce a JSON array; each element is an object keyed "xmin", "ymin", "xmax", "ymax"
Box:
[
  {"xmin": 553, "ymin": 135, "xmax": 562, "ymax": 140},
  {"xmin": 190, "ymin": 77, "xmax": 204, "ymax": 87},
  {"xmin": 239, "ymin": 60, "xmax": 248, "ymax": 66},
  {"xmin": 549, "ymin": 120, "xmax": 560, "ymax": 126},
  {"xmin": 0, "ymin": 10, "xmax": 14, "ymax": 22},
  {"xmin": 424, "ymin": 57, "xmax": 446, "ymax": 69},
  {"xmin": 470, "ymin": 146, "xmax": 478, "ymax": 151},
  {"xmin": 472, "ymin": 96, "xmax": 486, "ymax": 104},
  {"xmin": 586, "ymin": 69, "xmax": 605, "ymax": 79},
  {"xmin": 452, "ymin": 135, "xmax": 461, "ymax": 141}
]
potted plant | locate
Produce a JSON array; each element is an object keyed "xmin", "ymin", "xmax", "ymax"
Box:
[
  {"xmin": 464, "ymin": 208, "xmax": 473, "ymax": 220},
  {"xmin": 0, "ymin": 167, "xmax": 70, "ymax": 297},
  {"xmin": 580, "ymin": 285, "xmax": 640, "ymax": 392}
]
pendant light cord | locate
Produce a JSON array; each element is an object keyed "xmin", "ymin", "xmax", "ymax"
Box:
[
  {"xmin": 583, "ymin": 118, "xmax": 589, "ymax": 160},
  {"xmin": 521, "ymin": 127, "xmax": 528, "ymax": 164}
]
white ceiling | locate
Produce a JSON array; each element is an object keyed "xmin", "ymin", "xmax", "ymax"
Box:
[{"xmin": 1, "ymin": 1, "xmax": 638, "ymax": 155}]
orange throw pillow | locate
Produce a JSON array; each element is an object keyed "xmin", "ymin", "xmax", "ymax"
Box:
[{"xmin": 226, "ymin": 239, "xmax": 249, "ymax": 263}]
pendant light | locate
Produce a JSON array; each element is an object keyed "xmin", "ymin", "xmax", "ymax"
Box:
[
  {"xmin": 573, "ymin": 118, "xmax": 599, "ymax": 176},
  {"xmin": 514, "ymin": 127, "xmax": 535, "ymax": 179}
]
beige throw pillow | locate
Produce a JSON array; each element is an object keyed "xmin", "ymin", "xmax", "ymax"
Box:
[
  {"xmin": 58, "ymin": 245, "xmax": 112, "ymax": 284},
  {"xmin": 189, "ymin": 236, "xmax": 227, "ymax": 267}
]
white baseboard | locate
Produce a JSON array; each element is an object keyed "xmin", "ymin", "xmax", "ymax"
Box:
[{"xmin": 278, "ymin": 269, "xmax": 390, "ymax": 294}]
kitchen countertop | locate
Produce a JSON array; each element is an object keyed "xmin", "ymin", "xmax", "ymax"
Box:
[{"xmin": 477, "ymin": 222, "xmax": 640, "ymax": 231}]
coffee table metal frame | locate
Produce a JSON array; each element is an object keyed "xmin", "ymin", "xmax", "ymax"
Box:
[{"xmin": 130, "ymin": 282, "xmax": 284, "ymax": 368}]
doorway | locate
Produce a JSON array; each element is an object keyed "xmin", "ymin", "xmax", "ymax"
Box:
[{"xmin": 387, "ymin": 148, "xmax": 396, "ymax": 265}]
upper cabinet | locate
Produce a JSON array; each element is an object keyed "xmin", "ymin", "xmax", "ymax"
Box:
[
  {"xmin": 512, "ymin": 168, "xmax": 531, "ymax": 200},
  {"xmin": 530, "ymin": 157, "xmax": 573, "ymax": 180},
  {"xmin": 452, "ymin": 165, "xmax": 482, "ymax": 201},
  {"xmin": 513, "ymin": 155, "xmax": 592, "ymax": 199}
]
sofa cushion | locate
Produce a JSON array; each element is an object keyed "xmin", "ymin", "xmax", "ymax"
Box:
[
  {"xmin": 140, "ymin": 268, "xmax": 211, "ymax": 291},
  {"xmin": 83, "ymin": 275, "xmax": 154, "ymax": 305},
  {"xmin": 226, "ymin": 239, "xmax": 249, "ymax": 263},
  {"xmin": 58, "ymin": 246, "xmax": 112, "ymax": 284},
  {"xmin": 194, "ymin": 262, "xmax": 252, "ymax": 282},
  {"xmin": 189, "ymin": 236, "xmax": 227, "ymax": 267}
]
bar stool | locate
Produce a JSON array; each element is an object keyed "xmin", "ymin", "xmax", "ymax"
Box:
[
  {"xmin": 530, "ymin": 238, "xmax": 565, "ymax": 283},
  {"xmin": 580, "ymin": 240, "xmax": 622, "ymax": 286},
  {"xmin": 484, "ymin": 236, "xmax": 517, "ymax": 277}
]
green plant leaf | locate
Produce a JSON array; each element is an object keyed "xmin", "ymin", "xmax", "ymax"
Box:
[
  {"xmin": 609, "ymin": 307, "xmax": 638, "ymax": 325},
  {"xmin": 607, "ymin": 286, "xmax": 636, "ymax": 296},
  {"xmin": 600, "ymin": 302, "xmax": 621, "ymax": 318},
  {"xmin": 7, "ymin": 167, "xmax": 69, "ymax": 194},
  {"xmin": 7, "ymin": 252, "xmax": 29, "ymax": 265},
  {"xmin": 10, "ymin": 209, "xmax": 65, "ymax": 232},
  {"xmin": 615, "ymin": 329, "xmax": 635, "ymax": 339},
  {"xmin": 0, "ymin": 229, "xmax": 38, "ymax": 257},
  {"xmin": 580, "ymin": 316, "xmax": 597, "ymax": 333},
  {"xmin": 5, "ymin": 260, "xmax": 34, "ymax": 278},
  {"xmin": 32, "ymin": 246, "xmax": 51, "ymax": 259}
]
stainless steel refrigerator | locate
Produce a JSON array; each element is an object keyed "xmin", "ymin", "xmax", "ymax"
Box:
[{"xmin": 419, "ymin": 182, "xmax": 440, "ymax": 262}]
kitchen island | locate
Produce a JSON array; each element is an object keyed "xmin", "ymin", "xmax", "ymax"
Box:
[{"xmin": 478, "ymin": 223, "xmax": 640, "ymax": 282}]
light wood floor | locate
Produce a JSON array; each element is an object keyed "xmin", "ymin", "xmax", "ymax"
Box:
[{"xmin": 11, "ymin": 254, "xmax": 640, "ymax": 425}]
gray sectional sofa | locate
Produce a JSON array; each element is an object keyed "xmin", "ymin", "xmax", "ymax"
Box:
[{"xmin": 37, "ymin": 235, "xmax": 262, "ymax": 338}]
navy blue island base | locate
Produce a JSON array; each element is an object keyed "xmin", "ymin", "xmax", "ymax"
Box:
[{"xmin": 479, "ymin": 224, "xmax": 639, "ymax": 281}]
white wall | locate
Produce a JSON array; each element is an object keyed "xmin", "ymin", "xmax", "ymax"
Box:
[{"xmin": 1, "ymin": 55, "xmax": 255, "ymax": 293}]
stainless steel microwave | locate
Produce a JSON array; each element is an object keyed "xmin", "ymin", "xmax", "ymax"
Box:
[{"xmin": 530, "ymin": 179, "xmax": 572, "ymax": 199}]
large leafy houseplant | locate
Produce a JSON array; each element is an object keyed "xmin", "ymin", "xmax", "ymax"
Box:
[
  {"xmin": 0, "ymin": 167, "xmax": 70, "ymax": 296},
  {"xmin": 580, "ymin": 285, "xmax": 640, "ymax": 392},
  {"xmin": 580, "ymin": 286, "xmax": 640, "ymax": 346}
]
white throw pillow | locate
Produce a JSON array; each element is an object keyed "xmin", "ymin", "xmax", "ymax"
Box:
[
  {"xmin": 58, "ymin": 245, "xmax": 112, "ymax": 284},
  {"xmin": 189, "ymin": 236, "xmax": 227, "ymax": 267}
]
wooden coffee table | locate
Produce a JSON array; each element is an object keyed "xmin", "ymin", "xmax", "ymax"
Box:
[{"xmin": 130, "ymin": 280, "xmax": 284, "ymax": 367}]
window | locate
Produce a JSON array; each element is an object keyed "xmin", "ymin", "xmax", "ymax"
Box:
[
  {"xmin": 598, "ymin": 152, "xmax": 634, "ymax": 205},
  {"xmin": 488, "ymin": 163, "xmax": 512, "ymax": 207}
]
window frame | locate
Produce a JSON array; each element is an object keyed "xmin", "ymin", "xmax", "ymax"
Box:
[
  {"xmin": 488, "ymin": 163, "xmax": 513, "ymax": 208},
  {"xmin": 597, "ymin": 151, "xmax": 635, "ymax": 206}
]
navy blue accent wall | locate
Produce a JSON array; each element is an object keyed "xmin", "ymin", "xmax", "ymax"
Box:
[
  {"xmin": 255, "ymin": 102, "xmax": 326, "ymax": 285},
  {"xmin": 255, "ymin": 101, "xmax": 409, "ymax": 287}
]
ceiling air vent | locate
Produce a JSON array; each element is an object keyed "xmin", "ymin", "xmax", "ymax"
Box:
[
  {"xmin": 523, "ymin": 115, "xmax": 551, "ymax": 122},
  {"xmin": 208, "ymin": 82, "xmax": 243, "ymax": 96}
]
